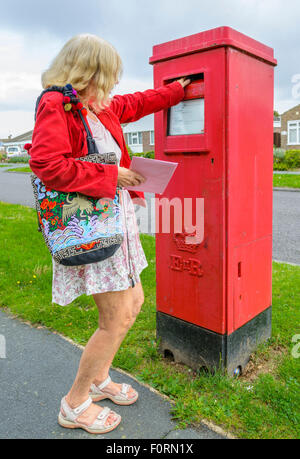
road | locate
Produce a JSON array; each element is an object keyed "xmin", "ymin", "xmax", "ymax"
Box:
[{"xmin": 0, "ymin": 165, "xmax": 299, "ymax": 265}]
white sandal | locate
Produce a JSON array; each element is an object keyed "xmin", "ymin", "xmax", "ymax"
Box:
[
  {"xmin": 89, "ymin": 375, "xmax": 139, "ymax": 405},
  {"xmin": 58, "ymin": 395, "xmax": 121, "ymax": 434}
]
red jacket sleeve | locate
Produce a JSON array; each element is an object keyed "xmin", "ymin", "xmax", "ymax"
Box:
[
  {"xmin": 29, "ymin": 93, "xmax": 118, "ymax": 199},
  {"xmin": 109, "ymin": 81, "xmax": 185, "ymax": 123}
]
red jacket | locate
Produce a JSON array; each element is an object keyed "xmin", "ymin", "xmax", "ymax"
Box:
[{"xmin": 27, "ymin": 81, "xmax": 184, "ymax": 206}]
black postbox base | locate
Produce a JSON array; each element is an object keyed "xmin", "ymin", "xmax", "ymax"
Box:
[{"xmin": 156, "ymin": 307, "xmax": 272, "ymax": 376}]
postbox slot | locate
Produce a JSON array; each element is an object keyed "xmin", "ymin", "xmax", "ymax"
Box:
[
  {"xmin": 167, "ymin": 75, "xmax": 205, "ymax": 137},
  {"xmin": 187, "ymin": 72, "xmax": 204, "ymax": 82},
  {"xmin": 165, "ymin": 72, "xmax": 204, "ymax": 84}
]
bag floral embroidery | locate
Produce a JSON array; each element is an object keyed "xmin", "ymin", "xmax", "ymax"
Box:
[{"xmin": 30, "ymin": 84, "xmax": 123, "ymax": 266}]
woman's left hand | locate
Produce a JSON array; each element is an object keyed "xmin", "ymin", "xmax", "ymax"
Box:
[{"xmin": 177, "ymin": 77, "xmax": 191, "ymax": 88}]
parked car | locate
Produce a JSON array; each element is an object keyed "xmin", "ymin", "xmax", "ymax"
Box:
[{"xmin": 6, "ymin": 146, "xmax": 24, "ymax": 158}]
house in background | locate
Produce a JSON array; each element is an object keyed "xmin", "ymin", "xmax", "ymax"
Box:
[
  {"xmin": 1, "ymin": 130, "xmax": 33, "ymax": 153},
  {"xmin": 274, "ymin": 103, "xmax": 300, "ymax": 150},
  {"xmin": 122, "ymin": 114, "xmax": 154, "ymax": 153},
  {"xmin": 1, "ymin": 115, "xmax": 156, "ymax": 156}
]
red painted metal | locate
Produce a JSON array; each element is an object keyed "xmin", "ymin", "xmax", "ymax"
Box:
[
  {"xmin": 150, "ymin": 26, "xmax": 276, "ymax": 335},
  {"xmin": 184, "ymin": 80, "xmax": 205, "ymax": 100}
]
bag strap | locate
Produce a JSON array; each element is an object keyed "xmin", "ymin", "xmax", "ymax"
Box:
[
  {"xmin": 34, "ymin": 84, "xmax": 99, "ymax": 156},
  {"xmin": 77, "ymin": 108, "xmax": 99, "ymax": 155}
]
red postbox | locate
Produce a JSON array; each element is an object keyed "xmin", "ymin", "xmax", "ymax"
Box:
[{"xmin": 150, "ymin": 26, "xmax": 277, "ymax": 375}]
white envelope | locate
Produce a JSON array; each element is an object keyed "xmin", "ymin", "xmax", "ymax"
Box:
[{"xmin": 126, "ymin": 156, "xmax": 178, "ymax": 194}]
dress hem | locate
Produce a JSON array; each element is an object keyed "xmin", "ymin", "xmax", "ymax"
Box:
[{"xmin": 51, "ymin": 262, "xmax": 148, "ymax": 306}]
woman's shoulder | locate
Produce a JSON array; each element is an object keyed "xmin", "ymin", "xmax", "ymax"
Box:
[
  {"xmin": 34, "ymin": 89, "xmax": 66, "ymax": 123},
  {"xmin": 38, "ymin": 90, "xmax": 64, "ymax": 108}
]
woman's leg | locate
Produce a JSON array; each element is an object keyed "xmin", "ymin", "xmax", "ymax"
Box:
[
  {"xmin": 91, "ymin": 282, "xmax": 144, "ymax": 398},
  {"xmin": 64, "ymin": 282, "xmax": 144, "ymax": 426}
]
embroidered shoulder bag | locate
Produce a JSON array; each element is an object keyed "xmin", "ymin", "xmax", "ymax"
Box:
[{"xmin": 30, "ymin": 84, "xmax": 123, "ymax": 266}]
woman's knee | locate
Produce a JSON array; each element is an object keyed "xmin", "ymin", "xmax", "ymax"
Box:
[
  {"xmin": 98, "ymin": 315, "xmax": 131, "ymax": 338},
  {"xmin": 97, "ymin": 302, "xmax": 135, "ymax": 336},
  {"xmin": 94, "ymin": 284, "xmax": 144, "ymax": 335}
]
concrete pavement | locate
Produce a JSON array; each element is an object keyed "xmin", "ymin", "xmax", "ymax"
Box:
[{"xmin": 0, "ymin": 309, "xmax": 226, "ymax": 439}]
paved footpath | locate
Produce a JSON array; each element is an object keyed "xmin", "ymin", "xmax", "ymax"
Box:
[{"xmin": 0, "ymin": 310, "xmax": 226, "ymax": 439}]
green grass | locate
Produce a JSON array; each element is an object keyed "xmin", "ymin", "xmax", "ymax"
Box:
[
  {"xmin": 0, "ymin": 201, "xmax": 299, "ymax": 439},
  {"xmin": 4, "ymin": 166, "xmax": 31, "ymax": 173},
  {"xmin": 273, "ymin": 173, "xmax": 300, "ymax": 188}
]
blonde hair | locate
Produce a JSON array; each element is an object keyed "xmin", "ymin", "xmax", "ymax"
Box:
[{"xmin": 42, "ymin": 33, "xmax": 123, "ymax": 111}]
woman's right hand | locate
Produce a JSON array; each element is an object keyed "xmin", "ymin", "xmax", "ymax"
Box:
[{"xmin": 117, "ymin": 167, "xmax": 145, "ymax": 187}]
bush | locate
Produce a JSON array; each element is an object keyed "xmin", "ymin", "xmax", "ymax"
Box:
[
  {"xmin": 144, "ymin": 151, "xmax": 155, "ymax": 159},
  {"xmin": 126, "ymin": 145, "xmax": 134, "ymax": 159},
  {"xmin": 0, "ymin": 152, "xmax": 7, "ymax": 162},
  {"xmin": 273, "ymin": 148, "xmax": 286, "ymax": 159},
  {"xmin": 273, "ymin": 159, "xmax": 289, "ymax": 171},
  {"xmin": 7, "ymin": 156, "xmax": 29, "ymax": 163},
  {"xmin": 273, "ymin": 149, "xmax": 300, "ymax": 171},
  {"xmin": 284, "ymin": 150, "xmax": 300, "ymax": 169},
  {"xmin": 126, "ymin": 147, "xmax": 155, "ymax": 160}
]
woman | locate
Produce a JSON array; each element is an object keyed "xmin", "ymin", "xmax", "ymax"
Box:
[{"xmin": 28, "ymin": 33, "xmax": 190, "ymax": 434}]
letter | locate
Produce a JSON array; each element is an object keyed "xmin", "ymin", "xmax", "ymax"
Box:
[
  {"xmin": 170, "ymin": 444, "xmax": 179, "ymax": 453},
  {"xmin": 186, "ymin": 444, "xmax": 194, "ymax": 454},
  {"xmin": 134, "ymin": 446, "xmax": 140, "ymax": 456},
  {"xmin": 156, "ymin": 444, "xmax": 162, "ymax": 454},
  {"xmin": 156, "ymin": 197, "xmax": 182, "ymax": 234},
  {"xmin": 132, "ymin": 197, "xmax": 150, "ymax": 235},
  {"xmin": 292, "ymin": 334, "xmax": 300, "ymax": 358},
  {"xmin": 189, "ymin": 258, "xmax": 204, "ymax": 277},
  {"xmin": 150, "ymin": 444, "xmax": 157, "ymax": 453},
  {"xmin": 184, "ymin": 197, "xmax": 204, "ymax": 244}
]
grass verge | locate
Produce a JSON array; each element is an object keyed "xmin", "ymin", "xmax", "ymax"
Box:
[
  {"xmin": 4, "ymin": 167, "xmax": 31, "ymax": 173},
  {"xmin": 273, "ymin": 173, "xmax": 300, "ymax": 188},
  {"xmin": 0, "ymin": 201, "xmax": 299, "ymax": 439}
]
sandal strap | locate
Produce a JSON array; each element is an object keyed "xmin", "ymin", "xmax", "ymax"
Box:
[
  {"xmin": 73, "ymin": 396, "xmax": 92, "ymax": 415},
  {"xmin": 97, "ymin": 406, "xmax": 111, "ymax": 421},
  {"xmin": 121, "ymin": 383, "xmax": 130, "ymax": 395},
  {"xmin": 96, "ymin": 375, "xmax": 111, "ymax": 391},
  {"xmin": 61, "ymin": 396, "xmax": 92, "ymax": 422}
]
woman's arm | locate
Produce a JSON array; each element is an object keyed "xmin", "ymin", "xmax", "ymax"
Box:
[
  {"xmin": 109, "ymin": 80, "xmax": 188, "ymax": 124},
  {"xmin": 29, "ymin": 93, "xmax": 119, "ymax": 199}
]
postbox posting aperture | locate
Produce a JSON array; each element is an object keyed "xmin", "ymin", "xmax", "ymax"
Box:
[{"xmin": 150, "ymin": 26, "xmax": 277, "ymax": 375}]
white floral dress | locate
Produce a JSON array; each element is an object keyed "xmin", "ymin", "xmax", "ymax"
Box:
[{"xmin": 51, "ymin": 116, "xmax": 148, "ymax": 306}]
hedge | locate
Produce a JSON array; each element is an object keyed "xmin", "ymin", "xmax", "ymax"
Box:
[{"xmin": 273, "ymin": 149, "xmax": 300, "ymax": 171}]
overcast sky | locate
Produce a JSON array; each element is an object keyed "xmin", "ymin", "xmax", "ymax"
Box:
[{"xmin": 0, "ymin": 0, "xmax": 299, "ymax": 138}]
